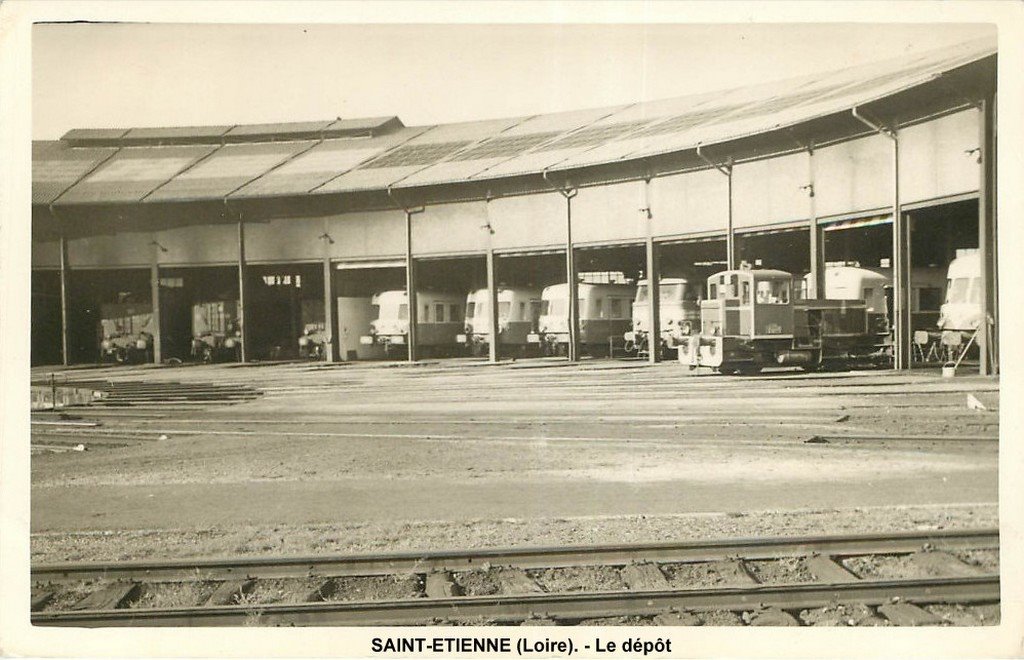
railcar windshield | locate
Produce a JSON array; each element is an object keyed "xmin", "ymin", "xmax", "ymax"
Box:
[
  {"xmin": 755, "ymin": 279, "xmax": 790, "ymax": 304},
  {"xmin": 466, "ymin": 302, "xmax": 475, "ymax": 318},
  {"xmin": 942, "ymin": 276, "xmax": 974, "ymax": 302},
  {"xmin": 542, "ymin": 298, "xmax": 567, "ymax": 316}
]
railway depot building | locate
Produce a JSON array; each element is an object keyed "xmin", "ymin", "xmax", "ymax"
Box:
[{"xmin": 31, "ymin": 37, "xmax": 998, "ymax": 374}]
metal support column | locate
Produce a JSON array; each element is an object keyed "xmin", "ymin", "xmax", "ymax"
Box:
[
  {"xmin": 853, "ymin": 107, "xmax": 908, "ymax": 370},
  {"xmin": 484, "ymin": 199, "xmax": 500, "ymax": 363},
  {"xmin": 806, "ymin": 145, "xmax": 825, "ymax": 299},
  {"xmin": 696, "ymin": 146, "xmax": 735, "ymax": 270},
  {"xmin": 892, "ymin": 140, "xmax": 911, "ymax": 371},
  {"xmin": 236, "ymin": 211, "xmax": 249, "ymax": 363},
  {"xmin": 978, "ymin": 94, "xmax": 997, "ymax": 375},
  {"xmin": 321, "ymin": 221, "xmax": 336, "ymax": 362},
  {"xmin": 486, "ymin": 247, "xmax": 499, "ymax": 363},
  {"xmin": 642, "ymin": 179, "xmax": 660, "ymax": 363},
  {"xmin": 726, "ymin": 159, "xmax": 735, "ymax": 271},
  {"xmin": 58, "ymin": 230, "xmax": 70, "ymax": 366},
  {"xmin": 149, "ymin": 238, "xmax": 162, "ymax": 364},
  {"xmin": 562, "ymin": 188, "xmax": 580, "ymax": 362},
  {"xmin": 404, "ymin": 208, "xmax": 419, "ymax": 363}
]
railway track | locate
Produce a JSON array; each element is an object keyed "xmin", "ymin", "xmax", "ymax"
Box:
[{"xmin": 32, "ymin": 529, "xmax": 999, "ymax": 627}]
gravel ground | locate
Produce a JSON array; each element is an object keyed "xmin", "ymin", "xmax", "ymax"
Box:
[
  {"xmin": 31, "ymin": 503, "xmax": 998, "ymax": 563},
  {"xmin": 745, "ymin": 557, "xmax": 816, "ymax": 584}
]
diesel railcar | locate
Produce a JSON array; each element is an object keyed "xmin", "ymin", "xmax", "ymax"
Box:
[
  {"xmin": 360, "ymin": 290, "xmax": 464, "ymax": 357},
  {"xmin": 678, "ymin": 268, "xmax": 879, "ymax": 374},
  {"xmin": 457, "ymin": 287, "xmax": 543, "ymax": 357},
  {"xmin": 529, "ymin": 282, "xmax": 637, "ymax": 356},
  {"xmin": 624, "ymin": 277, "xmax": 703, "ymax": 357}
]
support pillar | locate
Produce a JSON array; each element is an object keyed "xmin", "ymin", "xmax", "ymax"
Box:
[
  {"xmin": 852, "ymin": 107, "xmax": 907, "ymax": 370},
  {"xmin": 486, "ymin": 247, "xmax": 499, "ymax": 363},
  {"xmin": 321, "ymin": 223, "xmax": 336, "ymax": 362},
  {"xmin": 58, "ymin": 231, "xmax": 70, "ymax": 366},
  {"xmin": 561, "ymin": 188, "xmax": 580, "ymax": 362},
  {"xmin": 726, "ymin": 159, "xmax": 735, "ymax": 271},
  {"xmin": 149, "ymin": 239, "xmax": 162, "ymax": 364},
  {"xmin": 807, "ymin": 145, "xmax": 825, "ymax": 299},
  {"xmin": 978, "ymin": 94, "xmax": 997, "ymax": 375},
  {"xmin": 892, "ymin": 139, "xmax": 911, "ymax": 371},
  {"xmin": 405, "ymin": 208, "xmax": 419, "ymax": 363},
  {"xmin": 642, "ymin": 179, "xmax": 660, "ymax": 363},
  {"xmin": 236, "ymin": 213, "xmax": 249, "ymax": 363}
]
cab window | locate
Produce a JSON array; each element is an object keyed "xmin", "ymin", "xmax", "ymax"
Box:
[
  {"xmin": 741, "ymin": 280, "xmax": 750, "ymax": 305},
  {"xmin": 466, "ymin": 301, "xmax": 475, "ymax": 318},
  {"xmin": 421, "ymin": 304, "xmax": 431, "ymax": 322},
  {"xmin": 609, "ymin": 298, "xmax": 622, "ymax": 318},
  {"xmin": 498, "ymin": 301, "xmax": 511, "ymax": 319},
  {"xmin": 434, "ymin": 303, "xmax": 446, "ymax": 323}
]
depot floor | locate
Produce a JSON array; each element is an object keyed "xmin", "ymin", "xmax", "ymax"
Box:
[{"xmin": 28, "ymin": 359, "xmax": 999, "ymax": 562}]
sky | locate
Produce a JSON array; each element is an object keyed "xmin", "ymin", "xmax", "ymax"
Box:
[{"xmin": 32, "ymin": 22, "xmax": 994, "ymax": 140}]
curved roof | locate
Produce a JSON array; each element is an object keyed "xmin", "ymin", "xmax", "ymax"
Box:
[{"xmin": 34, "ymin": 36, "xmax": 995, "ymax": 208}]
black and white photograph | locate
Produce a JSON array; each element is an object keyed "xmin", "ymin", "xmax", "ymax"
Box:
[{"xmin": 1, "ymin": 1, "xmax": 1022, "ymax": 656}]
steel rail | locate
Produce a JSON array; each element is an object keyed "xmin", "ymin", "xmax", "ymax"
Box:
[
  {"xmin": 32, "ymin": 575, "xmax": 999, "ymax": 627},
  {"xmin": 33, "ymin": 528, "xmax": 998, "ymax": 584}
]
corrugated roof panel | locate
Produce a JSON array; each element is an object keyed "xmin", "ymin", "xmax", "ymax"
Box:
[
  {"xmin": 327, "ymin": 116, "xmax": 404, "ymax": 133},
  {"xmin": 122, "ymin": 125, "xmax": 233, "ymax": 144},
  {"xmin": 56, "ymin": 145, "xmax": 216, "ymax": 205},
  {"xmin": 550, "ymin": 36, "xmax": 995, "ymax": 171},
  {"xmin": 147, "ymin": 141, "xmax": 316, "ymax": 202},
  {"xmin": 60, "ymin": 128, "xmax": 130, "ymax": 146},
  {"xmin": 33, "ymin": 141, "xmax": 118, "ymax": 205},
  {"xmin": 224, "ymin": 121, "xmax": 336, "ymax": 142},
  {"xmin": 231, "ymin": 126, "xmax": 431, "ymax": 198}
]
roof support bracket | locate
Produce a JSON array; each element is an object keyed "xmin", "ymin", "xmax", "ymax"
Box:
[{"xmin": 696, "ymin": 143, "xmax": 732, "ymax": 176}]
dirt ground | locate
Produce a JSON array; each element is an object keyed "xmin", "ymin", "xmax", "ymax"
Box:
[{"xmin": 28, "ymin": 360, "xmax": 999, "ymax": 563}]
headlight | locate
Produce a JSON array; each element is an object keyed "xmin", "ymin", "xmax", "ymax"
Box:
[
  {"xmin": 298, "ymin": 336, "xmax": 309, "ymax": 347},
  {"xmin": 135, "ymin": 338, "xmax": 149, "ymax": 350},
  {"xmin": 224, "ymin": 337, "xmax": 237, "ymax": 348},
  {"xmin": 100, "ymin": 339, "xmax": 112, "ymax": 350}
]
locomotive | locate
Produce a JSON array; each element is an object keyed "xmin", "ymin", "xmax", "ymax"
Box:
[
  {"xmin": 191, "ymin": 299, "xmax": 242, "ymax": 362},
  {"xmin": 457, "ymin": 287, "xmax": 543, "ymax": 357},
  {"xmin": 297, "ymin": 299, "xmax": 328, "ymax": 360},
  {"xmin": 624, "ymin": 277, "xmax": 702, "ymax": 357},
  {"xmin": 360, "ymin": 289, "xmax": 464, "ymax": 357},
  {"xmin": 97, "ymin": 301, "xmax": 156, "ymax": 363},
  {"xmin": 528, "ymin": 282, "xmax": 637, "ymax": 356},
  {"xmin": 677, "ymin": 268, "xmax": 879, "ymax": 374}
]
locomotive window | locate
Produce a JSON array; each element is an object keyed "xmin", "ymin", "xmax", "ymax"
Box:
[
  {"xmin": 450, "ymin": 304, "xmax": 460, "ymax": 320},
  {"xmin": 398, "ymin": 304, "xmax": 408, "ymax": 320},
  {"xmin": 947, "ymin": 277, "xmax": 970, "ymax": 303},
  {"xmin": 422, "ymin": 305, "xmax": 431, "ymax": 323},
  {"xmin": 519, "ymin": 302, "xmax": 526, "ymax": 320},
  {"xmin": 659, "ymin": 283, "xmax": 682, "ymax": 301},
  {"xmin": 635, "ymin": 285, "xmax": 648, "ymax": 303},
  {"xmin": 969, "ymin": 278, "xmax": 981, "ymax": 304},
  {"xmin": 609, "ymin": 298, "xmax": 622, "ymax": 318},
  {"xmin": 499, "ymin": 301, "xmax": 511, "ymax": 319},
  {"xmin": 594, "ymin": 298, "xmax": 604, "ymax": 318},
  {"xmin": 540, "ymin": 300, "xmax": 550, "ymax": 315},
  {"xmin": 531, "ymin": 301, "xmax": 542, "ymax": 320},
  {"xmin": 742, "ymin": 281, "xmax": 750, "ymax": 305},
  {"xmin": 466, "ymin": 302, "xmax": 475, "ymax": 318},
  {"xmin": 756, "ymin": 279, "xmax": 790, "ymax": 304},
  {"xmin": 371, "ymin": 304, "xmax": 380, "ymax": 319},
  {"xmin": 709, "ymin": 283, "xmax": 717, "ymax": 298},
  {"xmin": 916, "ymin": 287, "xmax": 942, "ymax": 312},
  {"xmin": 434, "ymin": 303, "xmax": 446, "ymax": 323}
]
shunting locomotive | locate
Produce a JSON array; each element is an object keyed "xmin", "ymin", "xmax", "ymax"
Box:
[
  {"xmin": 677, "ymin": 268, "xmax": 879, "ymax": 374},
  {"xmin": 191, "ymin": 299, "xmax": 242, "ymax": 362}
]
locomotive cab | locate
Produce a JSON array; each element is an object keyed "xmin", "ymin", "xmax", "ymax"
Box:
[{"xmin": 701, "ymin": 270, "xmax": 794, "ymax": 339}]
